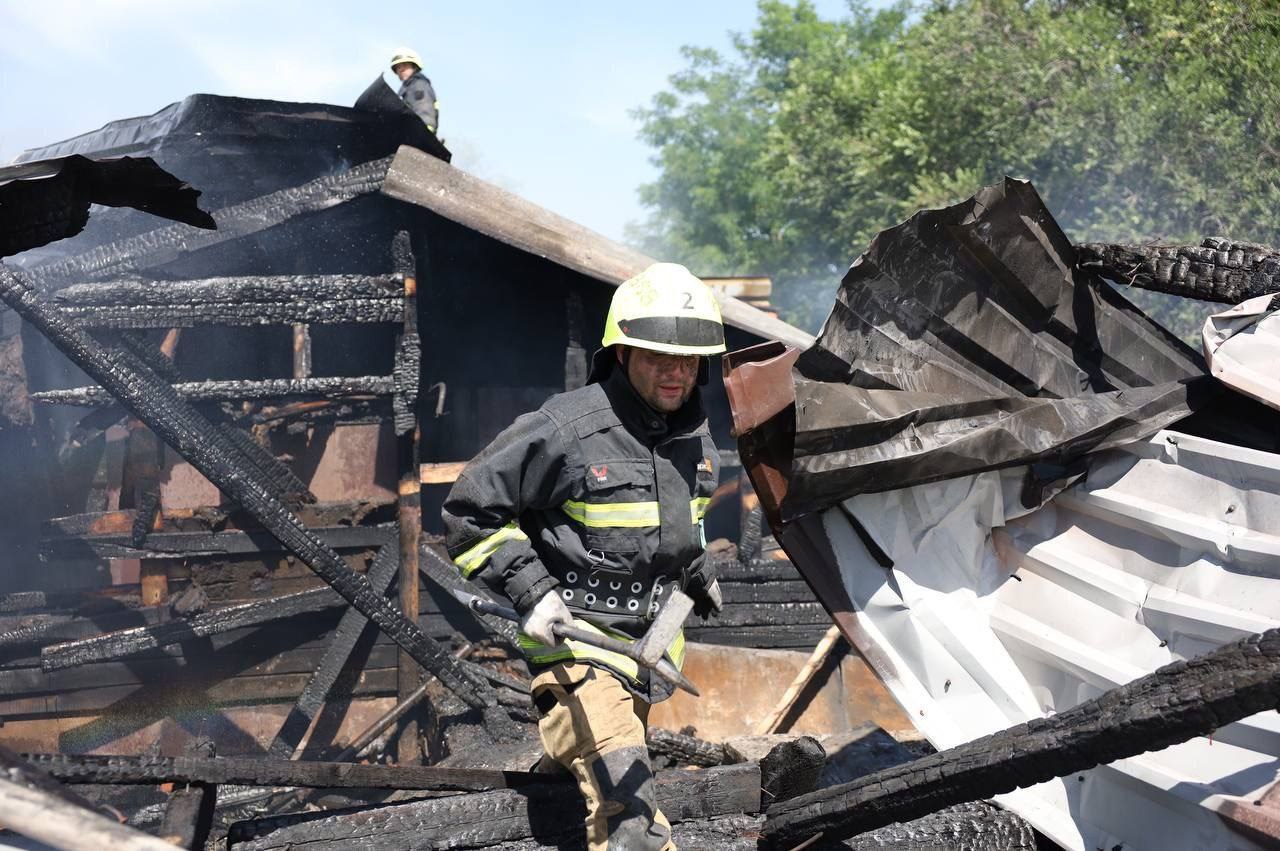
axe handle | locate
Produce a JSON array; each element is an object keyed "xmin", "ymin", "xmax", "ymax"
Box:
[{"xmin": 462, "ymin": 595, "xmax": 699, "ymax": 695}]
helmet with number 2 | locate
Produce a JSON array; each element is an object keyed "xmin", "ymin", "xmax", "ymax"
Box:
[{"xmin": 601, "ymin": 263, "xmax": 726, "ymax": 356}]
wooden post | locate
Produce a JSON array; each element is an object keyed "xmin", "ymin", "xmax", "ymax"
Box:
[
  {"xmin": 396, "ymin": 428, "xmax": 422, "ymax": 764},
  {"xmin": 392, "ymin": 231, "xmax": 425, "ymax": 764}
]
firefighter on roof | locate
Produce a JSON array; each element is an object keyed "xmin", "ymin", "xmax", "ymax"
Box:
[
  {"xmin": 390, "ymin": 47, "xmax": 439, "ymax": 134},
  {"xmin": 443, "ymin": 262, "xmax": 726, "ymax": 850}
]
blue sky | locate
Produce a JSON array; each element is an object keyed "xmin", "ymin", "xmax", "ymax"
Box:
[{"xmin": 0, "ymin": 0, "xmax": 855, "ymax": 244}]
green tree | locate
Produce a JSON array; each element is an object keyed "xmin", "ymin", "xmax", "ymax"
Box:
[{"xmin": 632, "ymin": 0, "xmax": 1280, "ymax": 340}]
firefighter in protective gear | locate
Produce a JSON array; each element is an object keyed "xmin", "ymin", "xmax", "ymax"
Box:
[
  {"xmin": 443, "ymin": 262, "xmax": 726, "ymax": 850},
  {"xmin": 389, "ymin": 47, "xmax": 439, "ymax": 133}
]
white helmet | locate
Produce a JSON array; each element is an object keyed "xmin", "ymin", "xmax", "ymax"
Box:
[{"xmin": 389, "ymin": 48, "xmax": 423, "ymax": 71}]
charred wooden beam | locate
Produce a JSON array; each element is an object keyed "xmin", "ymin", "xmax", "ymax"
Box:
[
  {"xmin": 40, "ymin": 584, "xmax": 354, "ymax": 672},
  {"xmin": 418, "ymin": 541, "xmax": 520, "ymax": 646},
  {"xmin": 217, "ymin": 423, "xmax": 315, "ymax": 505},
  {"xmin": 0, "ymin": 265, "xmax": 492, "ymax": 712},
  {"xmin": 54, "ymin": 273, "xmax": 402, "ymax": 306},
  {"xmin": 60, "ymin": 299, "xmax": 403, "ymax": 328},
  {"xmin": 646, "ymin": 727, "xmax": 729, "ymax": 768},
  {"xmin": 763, "ymin": 626, "xmax": 1280, "ymax": 848},
  {"xmin": 391, "ymin": 230, "xmax": 424, "ymax": 762},
  {"xmin": 33, "ymin": 375, "xmax": 396, "ymax": 407},
  {"xmin": 267, "ymin": 544, "xmax": 399, "ymax": 759},
  {"xmin": 27, "ymin": 157, "xmax": 391, "ymax": 288},
  {"xmin": 42, "ymin": 522, "xmax": 393, "ymax": 560},
  {"xmin": 841, "ymin": 802, "xmax": 1037, "ymax": 851},
  {"xmin": 24, "ymin": 753, "xmax": 552, "ymax": 792},
  {"xmin": 1077, "ymin": 238, "xmax": 1280, "ymax": 304},
  {"xmin": 227, "ymin": 763, "xmax": 761, "ymax": 850}
]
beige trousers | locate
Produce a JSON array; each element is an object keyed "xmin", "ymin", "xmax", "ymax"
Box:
[{"xmin": 531, "ymin": 663, "xmax": 676, "ymax": 850}]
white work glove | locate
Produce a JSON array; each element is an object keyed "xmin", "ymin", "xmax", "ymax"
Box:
[{"xmin": 520, "ymin": 590, "xmax": 572, "ymax": 647}]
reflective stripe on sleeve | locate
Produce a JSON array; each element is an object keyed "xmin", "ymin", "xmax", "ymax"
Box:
[
  {"xmin": 454, "ymin": 521, "xmax": 529, "ymax": 578},
  {"xmin": 690, "ymin": 497, "xmax": 711, "ymax": 522}
]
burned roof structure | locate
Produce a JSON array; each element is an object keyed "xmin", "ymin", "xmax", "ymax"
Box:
[
  {"xmin": 0, "ymin": 91, "xmax": 912, "ymax": 849},
  {"xmin": 725, "ymin": 178, "xmax": 1280, "ymax": 850}
]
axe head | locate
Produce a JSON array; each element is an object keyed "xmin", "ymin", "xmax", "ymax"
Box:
[{"xmin": 635, "ymin": 588, "xmax": 694, "ymax": 666}]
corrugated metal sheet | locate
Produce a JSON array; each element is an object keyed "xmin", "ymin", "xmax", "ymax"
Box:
[{"xmin": 824, "ymin": 428, "xmax": 1280, "ymax": 850}]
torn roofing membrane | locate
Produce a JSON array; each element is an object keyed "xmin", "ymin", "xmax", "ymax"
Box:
[
  {"xmin": 0, "ymin": 155, "xmax": 215, "ymax": 257},
  {"xmin": 726, "ymin": 177, "xmax": 1280, "ymax": 849},
  {"xmin": 784, "ymin": 177, "xmax": 1214, "ymax": 521}
]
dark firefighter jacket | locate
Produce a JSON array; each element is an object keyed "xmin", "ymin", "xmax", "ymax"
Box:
[
  {"xmin": 442, "ymin": 359, "xmax": 719, "ymax": 702},
  {"xmin": 398, "ymin": 70, "xmax": 439, "ymax": 132}
]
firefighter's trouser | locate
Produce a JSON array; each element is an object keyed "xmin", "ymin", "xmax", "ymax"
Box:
[{"xmin": 531, "ymin": 663, "xmax": 675, "ymax": 850}]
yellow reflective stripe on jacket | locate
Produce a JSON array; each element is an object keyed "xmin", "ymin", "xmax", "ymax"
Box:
[
  {"xmin": 518, "ymin": 618, "xmax": 685, "ymax": 683},
  {"xmin": 561, "ymin": 500, "xmax": 661, "ymax": 528},
  {"xmin": 560, "ymin": 497, "xmax": 712, "ymax": 529},
  {"xmin": 454, "ymin": 522, "xmax": 528, "ymax": 578},
  {"xmin": 690, "ymin": 497, "xmax": 711, "ymax": 522}
]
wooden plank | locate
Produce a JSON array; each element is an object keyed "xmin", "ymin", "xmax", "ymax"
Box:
[
  {"xmin": 380, "ymin": 145, "xmax": 813, "ymax": 350},
  {"xmin": 0, "ymin": 774, "xmax": 180, "ymax": 851},
  {"xmin": 42, "ymin": 523, "xmax": 394, "ymax": 560},
  {"xmin": 228, "ymin": 763, "xmax": 761, "ymax": 850},
  {"xmin": 25, "ymin": 753, "xmax": 553, "ymax": 792},
  {"xmin": 419, "ymin": 461, "xmax": 467, "ymax": 484},
  {"xmin": 0, "ymin": 667, "xmax": 401, "ymax": 718},
  {"xmin": 158, "ymin": 783, "xmax": 217, "ymax": 850},
  {"xmin": 266, "ymin": 544, "xmax": 400, "ymax": 759},
  {"xmin": 40, "ymin": 585, "xmax": 350, "ymax": 672}
]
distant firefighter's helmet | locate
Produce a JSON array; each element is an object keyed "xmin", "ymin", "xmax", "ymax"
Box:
[
  {"xmin": 389, "ymin": 48, "xmax": 423, "ymax": 71},
  {"xmin": 602, "ymin": 263, "xmax": 726, "ymax": 356}
]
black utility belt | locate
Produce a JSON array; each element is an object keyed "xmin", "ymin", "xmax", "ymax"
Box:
[{"xmin": 555, "ymin": 570, "xmax": 679, "ymax": 619}]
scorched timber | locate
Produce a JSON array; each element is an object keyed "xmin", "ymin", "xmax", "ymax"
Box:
[
  {"xmin": 26, "ymin": 157, "xmax": 391, "ymax": 288},
  {"xmin": 267, "ymin": 543, "xmax": 399, "ymax": 759},
  {"xmin": 0, "ymin": 264, "xmax": 493, "ymax": 713},
  {"xmin": 24, "ymin": 753, "xmax": 553, "ymax": 792},
  {"xmin": 33, "ymin": 376, "xmax": 395, "ymax": 407},
  {"xmin": 42, "ymin": 522, "xmax": 392, "ymax": 560},
  {"xmin": 1077, "ymin": 237, "xmax": 1280, "ymax": 304},
  {"xmin": 227, "ymin": 764, "xmax": 761, "ymax": 850},
  {"xmin": 54, "ymin": 273, "xmax": 402, "ymax": 306},
  {"xmin": 40, "ymin": 583, "xmax": 356, "ymax": 671},
  {"xmin": 762, "ymin": 626, "xmax": 1280, "ymax": 847},
  {"xmin": 57, "ymin": 300, "xmax": 404, "ymax": 329}
]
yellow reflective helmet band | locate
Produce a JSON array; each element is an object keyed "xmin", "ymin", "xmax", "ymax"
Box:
[
  {"xmin": 453, "ymin": 521, "xmax": 528, "ymax": 578},
  {"xmin": 603, "ymin": 263, "xmax": 726, "ymax": 356}
]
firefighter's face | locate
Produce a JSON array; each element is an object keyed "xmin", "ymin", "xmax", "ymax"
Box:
[
  {"xmin": 393, "ymin": 63, "xmax": 417, "ymax": 81},
  {"xmin": 620, "ymin": 346, "xmax": 698, "ymax": 413}
]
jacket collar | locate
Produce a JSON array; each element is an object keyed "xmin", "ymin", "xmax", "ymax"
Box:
[{"xmin": 601, "ymin": 361, "xmax": 706, "ymax": 444}]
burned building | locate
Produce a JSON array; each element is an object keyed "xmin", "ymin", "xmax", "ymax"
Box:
[{"xmin": 0, "ymin": 88, "xmax": 923, "ymax": 849}]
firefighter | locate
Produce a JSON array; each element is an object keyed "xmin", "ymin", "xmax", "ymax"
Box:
[
  {"xmin": 389, "ymin": 47, "xmax": 439, "ymax": 133},
  {"xmin": 443, "ymin": 263, "xmax": 726, "ymax": 850}
]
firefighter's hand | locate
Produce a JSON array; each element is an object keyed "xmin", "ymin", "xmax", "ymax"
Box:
[
  {"xmin": 693, "ymin": 578, "xmax": 724, "ymax": 620},
  {"xmin": 684, "ymin": 554, "xmax": 722, "ymax": 619},
  {"xmin": 521, "ymin": 590, "xmax": 572, "ymax": 646}
]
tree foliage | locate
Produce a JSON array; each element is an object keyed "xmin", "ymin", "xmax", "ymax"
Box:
[{"xmin": 632, "ymin": 0, "xmax": 1280, "ymax": 339}]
